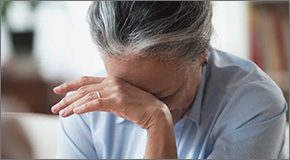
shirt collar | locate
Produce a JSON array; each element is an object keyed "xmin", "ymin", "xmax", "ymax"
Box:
[{"xmin": 185, "ymin": 65, "xmax": 208, "ymax": 127}]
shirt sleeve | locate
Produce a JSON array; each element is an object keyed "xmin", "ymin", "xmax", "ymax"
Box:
[
  {"xmin": 207, "ymin": 81, "xmax": 288, "ymax": 159},
  {"xmin": 56, "ymin": 113, "xmax": 98, "ymax": 159}
]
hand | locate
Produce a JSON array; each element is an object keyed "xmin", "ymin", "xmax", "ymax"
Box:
[
  {"xmin": 51, "ymin": 76, "xmax": 172, "ymax": 129},
  {"xmin": 52, "ymin": 76, "xmax": 177, "ymax": 158}
]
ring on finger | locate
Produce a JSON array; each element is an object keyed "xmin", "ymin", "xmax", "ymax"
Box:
[{"xmin": 96, "ymin": 90, "xmax": 102, "ymax": 99}]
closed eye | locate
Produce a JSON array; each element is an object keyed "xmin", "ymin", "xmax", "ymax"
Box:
[{"xmin": 156, "ymin": 93, "xmax": 172, "ymax": 101}]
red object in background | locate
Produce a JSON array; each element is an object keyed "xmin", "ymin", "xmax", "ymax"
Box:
[{"xmin": 249, "ymin": 5, "xmax": 264, "ymax": 70}]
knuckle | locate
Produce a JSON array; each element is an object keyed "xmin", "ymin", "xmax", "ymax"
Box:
[
  {"xmin": 86, "ymin": 92, "xmax": 96, "ymax": 101},
  {"xmin": 60, "ymin": 98, "xmax": 68, "ymax": 105},
  {"xmin": 115, "ymin": 96, "xmax": 122, "ymax": 104},
  {"xmin": 109, "ymin": 77, "xmax": 121, "ymax": 85},
  {"xmin": 61, "ymin": 83, "xmax": 69, "ymax": 89},
  {"xmin": 108, "ymin": 78, "xmax": 116, "ymax": 84},
  {"xmin": 77, "ymin": 86, "xmax": 88, "ymax": 96},
  {"xmin": 80, "ymin": 76, "xmax": 90, "ymax": 84},
  {"xmin": 83, "ymin": 99, "xmax": 101, "ymax": 110},
  {"xmin": 94, "ymin": 99, "xmax": 102, "ymax": 105},
  {"xmin": 82, "ymin": 103, "xmax": 89, "ymax": 109},
  {"xmin": 114, "ymin": 85, "xmax": 123, "ymax": 92},
  {"xmin": 115, "ymin": 94, "xmax": 126, "ymax": 104}
]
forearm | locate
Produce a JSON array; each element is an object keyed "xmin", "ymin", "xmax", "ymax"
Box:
[{"xmin": 144, "ymin": 111, "xmax": 177, "ymax": 159}]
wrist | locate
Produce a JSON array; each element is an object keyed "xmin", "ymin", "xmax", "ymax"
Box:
[
  {"xmin": 144, "ymin": 107, "xmax": 177, "ymax": 159},
  {"xmin": 148, "ymin": 106, "xmax": 173, "ymax": 131},
  {"xmin": 137, "ymin": 101, "xmax": 173, "ymax": 130}
]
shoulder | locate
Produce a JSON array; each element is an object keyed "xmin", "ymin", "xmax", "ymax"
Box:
[
  {"xmin": 224, "ymin": 80, "xmax": 286, "ymax": 126},
  {"xmin": 206, "ymin": 48, "xmax": 287, "ymax": 130},
  {"xmin": 208, "ymin": 48, "xmax": 271, "ymax": 93}
]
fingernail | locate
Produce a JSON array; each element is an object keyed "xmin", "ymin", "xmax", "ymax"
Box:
[
  {"xmin": 60, "ymin": 110, "xmax": 66, "ymax": 117},
  {"xmin": 51, "ymin": 103, "xmax": 59, "ymax": 111},
  {"xmin": 53, "ymin": 87, "xmax": 60, "ymax": 93},
  {"xmin": 51, "ymin": 107, "xmax": 57, "ymax": 113}
]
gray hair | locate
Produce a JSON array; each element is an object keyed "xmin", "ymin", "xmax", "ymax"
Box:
[{"xmin": 87, "ymin": 1, "xmax": 213, "ymax": 62}]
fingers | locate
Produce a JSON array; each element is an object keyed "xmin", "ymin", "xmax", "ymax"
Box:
[
  {"xmin": 54, "ymin": 76, "xmax": 105, "ymax": 95},
  {"xmin": 51, "ymin": 93, "xmax": 77, "ymax": 114},
  {"xmin": 51, "ymin": 76, "xmax": 131, "ymax": 117},
  {"xmin": 56, "ymin": 88, "xmax": 111, "ymax": 117},
  {"xmin": 59, "ymin": 91, "xmax": 100, "ymax": 117},
  {"xmin": 51, "ymin": 83, "xmax": 105, "ymax": 114},
  {"xmin": 73, "ymin": 97, "xmax": 115, "ymax": 114}
]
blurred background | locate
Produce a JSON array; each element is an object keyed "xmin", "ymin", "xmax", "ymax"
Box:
[{"xmin": 1, "ymin": 1, "xmax": 289, "ymax": 159}]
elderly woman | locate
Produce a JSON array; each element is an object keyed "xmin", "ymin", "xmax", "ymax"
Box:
[{"xmin": 51, "ymin": 1, "xmax": 288, "ymax": 159}]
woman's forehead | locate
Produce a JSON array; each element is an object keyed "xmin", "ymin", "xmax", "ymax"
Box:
[{"xmin": 102, "ymin": 55, "xmax": 186, "ymax": 94}]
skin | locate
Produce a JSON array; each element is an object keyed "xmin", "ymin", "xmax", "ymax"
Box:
[{"xmin": 51, "ymin": 51, "xmax": 207, "ymax": 158}]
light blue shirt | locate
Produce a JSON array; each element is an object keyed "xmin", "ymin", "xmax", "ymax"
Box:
[{"xmin": 56, "ymin": 48, "xmax": 288, "ymax": 159}]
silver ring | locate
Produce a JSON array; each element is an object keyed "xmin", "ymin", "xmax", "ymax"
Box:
[{"xmin": 96, "ymin": 90, "xmax": 101, "ymax": 98}]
